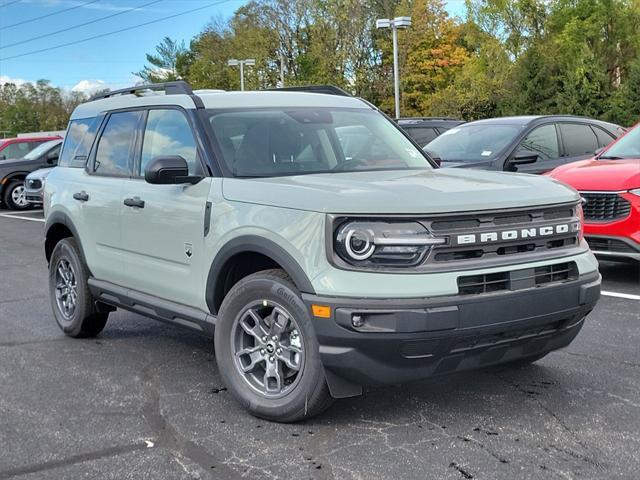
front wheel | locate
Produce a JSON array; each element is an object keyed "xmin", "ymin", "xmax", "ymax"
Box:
[
  {"xmin": 214, "ymin": 269, "xmax": 333, "ymax": 422},
  {"xmin": 3, "ymin": 180, "xmax": 30, "ymax": 210}
]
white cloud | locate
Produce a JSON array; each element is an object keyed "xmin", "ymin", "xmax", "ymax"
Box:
[
  {"xmin": 0, "ymin": 75, "xmax": 29, "ymax": 86},
  {"xmin": 71, "ymin": 79, "xmax": 106, "ymax": 94}
]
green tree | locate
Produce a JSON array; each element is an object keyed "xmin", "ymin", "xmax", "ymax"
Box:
[{"xmin": 135, "ymin": 37, "xmax": 187, "ymax": 83}]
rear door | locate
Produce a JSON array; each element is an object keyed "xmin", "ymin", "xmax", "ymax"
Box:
[
  {"xmin": 557, "ymin": 122, "xmax": 599, "ymax": 166},
  {"xmin": 119, "ymin": 107, "xmax": 212, "ymax": 308}
]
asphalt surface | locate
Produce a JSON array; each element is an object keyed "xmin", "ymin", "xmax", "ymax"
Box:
[{"xmin": 1, "ymin": 210, "xmax": 639, "ymax": 480}]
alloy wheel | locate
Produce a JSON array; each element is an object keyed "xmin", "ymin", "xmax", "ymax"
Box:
[
  {"xmin": 231, "ymin": 301, "xmax": 305, "ymax": 398},
  {"xmin": 11, "ymin": 184, "xmax": 28, "ymax": 208},
  {"xmin": 54, "ymin": 259, "xmax": 78, "ymax": 320}
]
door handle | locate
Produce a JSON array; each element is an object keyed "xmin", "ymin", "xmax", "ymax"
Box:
[
  {"xmin": 123, "ymin": 196, "xmax": 145, "ymax": 208},
  {"xmin": 73, "ymin": 191, "xmax": 89, "ymax": 202}
]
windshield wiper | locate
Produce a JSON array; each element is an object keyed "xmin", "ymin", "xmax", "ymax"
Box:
[{"xmin": 598, "ymin": 155, "xmax": 625, "ymax": 160}]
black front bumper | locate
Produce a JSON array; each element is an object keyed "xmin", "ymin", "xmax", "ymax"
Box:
[{"xmin": 303, "ymin": 271, "xmax": 600, "ymax": 389}]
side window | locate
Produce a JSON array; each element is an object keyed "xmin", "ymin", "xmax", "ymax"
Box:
[
  {"xmin": 2, "ymin": 142, "xmax": 31, "ymax": 159},
  {"xmin": 520, "ymin": 124, "xmax": 560, "ymax": 160},
  {"xmin": 140, "ymin": 109, "xmax": 199, "ymax": 176},
  {"xmin": 591, "ymin": 126, "xmax": 615, "ymax": 149},
  {"xmin": 94, "ymin": 111, "xmax": 140, "ymax": 176},
  {"xmin": 559, "ymin": 123, "xmax": 598, "ymax": 156},
  {"xmin": 58, "ymin": 117, "xmax": 98, "ymax": 167},
  {"xmin": 408, "ymin": 127, "xmax": 439, "ymax": 147}
]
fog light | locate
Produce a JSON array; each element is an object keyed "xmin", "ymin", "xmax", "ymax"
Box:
[{"xmin": 352, "ymin": 315, "xmax": 365, "ymax": 328}]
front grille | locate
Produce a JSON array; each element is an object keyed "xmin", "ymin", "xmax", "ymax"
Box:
[
  {"xmin": 581, "ymin": 192, "xmax": 631, "ymax": 221},
  {"xmin": 586, "ymin": 236, "xmax": 637, "ymax": 253},
  {"xmin": 26, "ymin": 179, "xmax": 42, "ymax": 189},
  {"xmin": 428, "ymin": 204, "xmax": 580, "ymax": 265},
  {"xmin": 458, "ymin": 262, "xmax": 578, "ymax": 295}
]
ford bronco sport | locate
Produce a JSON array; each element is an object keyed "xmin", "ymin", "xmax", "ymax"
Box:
[{"xmin": 44, "ymin": 82, "xmax": 601, "ymax": 422}]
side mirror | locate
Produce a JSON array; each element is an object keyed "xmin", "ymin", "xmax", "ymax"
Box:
[
  {"xmin": 144, "ymin": 155, "xmax": 201, "ymax": 185},
  {"xmin": 46, "ymin": 151, "xmax": 59, "ymax": 165},
  {"xmin": 510, "ymin": 149, "xmax": 539, "ymax": 165}
]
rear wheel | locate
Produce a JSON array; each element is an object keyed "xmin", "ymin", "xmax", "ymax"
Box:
[
  {"xmin": 49, "ymin": 238, "xmax": 108, "ymax": 338},
  {"xmin": 3, "ymin": 180, "xmax": 30, "ymax": 210},
  {"xmin": 214, "ymin": 269, "xmax": 333, "ymax": 422}
]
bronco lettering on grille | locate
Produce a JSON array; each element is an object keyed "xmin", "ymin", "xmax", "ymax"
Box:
[{"xmin": 455, "ymin": 222, "xmax": 580, "ymax": 246}]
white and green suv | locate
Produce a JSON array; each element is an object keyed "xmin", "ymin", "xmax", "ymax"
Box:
[{"xmin": 44, "ymin": 82, "xmax": 601, "ymax": 422}]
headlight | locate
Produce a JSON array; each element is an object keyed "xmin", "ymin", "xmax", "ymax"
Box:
[
  {"xmin": 629, "ymin": 188, "xmax": 640, "ymax": 197},
  {"xmin": 334, "ymin": 220, "xmax": 445, "ymax": 267}
]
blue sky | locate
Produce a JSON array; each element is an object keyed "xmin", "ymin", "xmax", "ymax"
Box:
[{"xmin": 0, "ymin": 0, "xmax": 467, "ymax": 93}]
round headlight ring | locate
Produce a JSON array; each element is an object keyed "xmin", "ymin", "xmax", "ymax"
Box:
[{"xmin": 344, "ymin": 229, "xmax": 376, "ymax": 260}]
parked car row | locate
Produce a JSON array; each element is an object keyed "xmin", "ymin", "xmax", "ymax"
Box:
[{"xmin": 0, "ymin": 138, "xmax": 62, "ymax": 210}]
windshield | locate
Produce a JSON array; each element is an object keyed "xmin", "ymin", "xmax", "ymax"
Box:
[
  {"xmin": 600, "ymin": 125, "xmax": 640, "ymax": 159},
  {"xmin": 424, "ymin": 124, "xmax": 521, "ymax": 163},
  {"xmin": 23, "ymin": 140, "xmax": 60, "ymax": 161},
  {"xmin": 208, "ymin": 108, "xmax": 432, "ymax": 177}
]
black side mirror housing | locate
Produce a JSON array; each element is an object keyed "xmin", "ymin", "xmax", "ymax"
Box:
[
  {"xmin": 144, "ymin": 155, "xmax": 202, "ymax": 185},
  {"xmin": 46, "ymin": 151, "xmax": 59, "ymax": 165},
  {"xmin": 510, "ymin": 149, "xmax": 539, "ymax": 165}
]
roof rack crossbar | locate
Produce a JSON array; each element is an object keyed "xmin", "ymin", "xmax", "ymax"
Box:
[
  {"xmin": 266, "ymin": 85, "xmax": 352, "ymax": 97},
  {"xmin": 89, "ymin": 81, "xmax": 194, "ymax": 101}
]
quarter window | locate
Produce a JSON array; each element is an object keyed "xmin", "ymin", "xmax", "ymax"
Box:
[
  {"xmin": 559, "ymin": 123, "xmax": 598, "ymax": 156},
  {"xmin": 591, "ymin": 126, "xmax": 615, "ymax": 149},
  {"xmin": 59, "ymin": 117, "xmax": 99, "ymax": 167},
  {"xmin": 520, "ymin": 124, "xmax": 559, "ymax": 159},
  {"xmin": 140, "ymin": 109, "xmax": 199, "ymax": 176},
  {"xmin": 94, "ymin": 111, "xmax": 141, "ymax": 176}
]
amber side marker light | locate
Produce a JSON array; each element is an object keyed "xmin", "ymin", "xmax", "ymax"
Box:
[{"xmin": 311, "ymin": 304, "xmax": 332, "ymax": 318}]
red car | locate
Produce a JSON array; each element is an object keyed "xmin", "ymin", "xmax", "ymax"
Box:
[
  {"xmin": 0, "ymin": 136, "xmax": 62, "ymax": 161},
  {"xmin": 549, "ymin": 123, "xmax": 640, "ymax": 262}
]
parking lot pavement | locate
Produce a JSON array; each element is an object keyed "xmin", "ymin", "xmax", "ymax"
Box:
[{"xmin": 1, "ymin": 214, "xmax": 639, "ymax": 480}]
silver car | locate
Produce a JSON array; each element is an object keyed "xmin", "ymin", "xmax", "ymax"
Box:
[{"xmin": 25, "ymin": 167, "xmax": 55, "ymax": 206}]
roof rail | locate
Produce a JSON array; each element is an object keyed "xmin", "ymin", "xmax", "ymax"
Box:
[
  {"xmin": 89, "ymin": 81, "xmax": 194, "ymax": 101},
  {"xmin": 266, "ymin": 85, "xmax": 352, "ymax": 97}
]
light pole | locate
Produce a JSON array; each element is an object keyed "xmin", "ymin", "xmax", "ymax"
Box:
[
  {"xmin": 227, "ymin": 58, "xmax": 255, "ymax": 91},
  {"xmin": 376, "ymin": 16, "xmax": 412, "ymax": 119}
]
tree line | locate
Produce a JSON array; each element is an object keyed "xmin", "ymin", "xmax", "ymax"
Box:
[
  {"xmin": 142, "ymin": 0, "xmax": 640, "ymax": 126},
  {"xmin": 1, "ymin": 0, "xmax": 638, "ymax": 138}
]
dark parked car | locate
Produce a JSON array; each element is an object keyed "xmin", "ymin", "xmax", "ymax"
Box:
[
  {"xmin": 397, "ymin": 117, "xmax": 465, "ymax": 147},
  {"xmin": 424, "ymin": 115, "xmax": 623, "ymax": 174},
  {"xmin": 0, "ymin": 139, "xmax": 62, "ymax": 210}
]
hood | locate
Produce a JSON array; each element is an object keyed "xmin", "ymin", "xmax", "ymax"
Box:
[
  {"xmin": 549, "ymin": 158, "xmax": 640, "ymax": 191},
  {"xmin": 222, "ymin": 168, "xmax": 579, "ymax": 214},
  {"xmin": 26, "ymin": 167, "xmax": 55, "ymax": 180}
]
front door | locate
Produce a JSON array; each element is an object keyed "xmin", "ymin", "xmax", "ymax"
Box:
[{"xmin": 119, "ymin": 108, "xmax": 212, "ymax": 308}]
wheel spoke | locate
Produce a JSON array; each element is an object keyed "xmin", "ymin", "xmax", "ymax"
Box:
[
  {"xmin": 270, "ymin": 307, "xmax": 289, "ymax": 336},
  {"xmin": 236, "ymin": 347, "xmax": 264, "ymax": 373},
  {"xmin": 263, "ymin": 359, "xmax": 283, "ymax": 394},
  {"xmin": 239, "ymin": 309, "xmax": 269, "ymax": 342},
  {"xmin": 276, "ymin": 348, "xmax": 300, "ymax": 371},
  {"xmin": 57, "ymin": 264, "xmax": 69, "ymax": 283}
]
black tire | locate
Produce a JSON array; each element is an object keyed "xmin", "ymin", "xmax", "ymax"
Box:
[
  {"xmin": 3, "ymin": 180, "xmax": 30, "ymax": 210},
  {"xmin": 214, "ymin": 269, "xmax": 333, "ymax": 422},
  {"xmin": 49, "ymin": 238, "xmax": 108, "ymax": 338}
]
